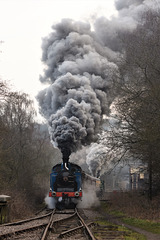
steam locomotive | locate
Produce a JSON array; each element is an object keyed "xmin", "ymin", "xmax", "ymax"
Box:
[{"xmin": 49, "ymin": 162, "xmax": 82, "ymax": 209}]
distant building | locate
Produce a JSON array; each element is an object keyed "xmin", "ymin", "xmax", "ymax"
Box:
[
  {"xmin": 100, "ymin": 161, "xmax": 148, "ymax": 195},
  {"xmin": 130, "ymin": 166, "xmax": 148, "ymax": 191}
]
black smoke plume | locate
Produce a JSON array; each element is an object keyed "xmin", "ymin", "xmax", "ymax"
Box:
[{"xmin": 37, "ymin": 19, "xmax": 118, "ymax": 167}]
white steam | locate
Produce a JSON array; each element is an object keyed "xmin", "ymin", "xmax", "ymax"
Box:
[
  {"xmin": 45, "ymin": 195, "xmax": 56, "ymax": 209},
  {"xmin": 78, "ymin": 183, "xmax": 100, "ymax": 208}
]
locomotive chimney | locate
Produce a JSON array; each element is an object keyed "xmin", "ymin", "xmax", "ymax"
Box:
[{"xmin": 61, "ymin": 147, "xmax": 71, "ymax": 170}]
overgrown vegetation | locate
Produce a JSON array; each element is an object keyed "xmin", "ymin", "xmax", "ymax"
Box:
[
  {"xmin": 110, "ymin": 192, "xmax": 160, "ymax": 221},
  {"xmin": 100, "ymin": 192, "xmax": 160, "ymax": 234}
]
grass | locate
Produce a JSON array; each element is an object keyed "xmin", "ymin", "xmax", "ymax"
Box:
[
  {"xmin": 109, "ymin": 209, "xmax": 125, "ymax": 217},
  {"xmin": 123, "ymin": 217, "xmax": 160, "ymax": 234}
]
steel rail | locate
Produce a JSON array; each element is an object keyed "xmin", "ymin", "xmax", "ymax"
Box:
[
  {"xmin": 40, "ymin": 208, "xmax": 78, "ymax": 239},
  {"xmin": 0, "ymin": 210, "xmax": 54, "ymax": 239},
  {"xmin": 59, "ymin": 222, "xmax": 95, "ymax": 238},
  {"xmin": 2, "ymin": 211, "xmax": 52, "ymax": 226},
  {"xmin": 0, "ymin": 222, "xmax": 48, "ymax": 239},
  {"xmin": 49, "ymin": 209, "xmax": 77, "ymax": 229},
  {"xmin": 76, "ymin": 208, "xmax": 96, "ymax": 240},
  {"xmin": 40, "ymin": 208, "xmax": 96, "ymax": 240},
  {"xmin": 51, "ymin": 208, "xmax": 96, "ymax": 239},
  {"xmin": 41, "ymin": 209, "xmax": 56, "ymax": 240}
]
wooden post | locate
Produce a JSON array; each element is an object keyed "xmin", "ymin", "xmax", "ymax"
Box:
[{"xmin": 0, "ymin": 195, "xmax": 11, "ymax": 224}]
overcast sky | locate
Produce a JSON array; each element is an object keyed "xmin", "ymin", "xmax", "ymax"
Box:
[{"xmin": 0, "ymin": 0, "xmax": 117, "ymax": 97}]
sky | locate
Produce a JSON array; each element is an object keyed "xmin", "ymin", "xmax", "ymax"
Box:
[{"xmin": 0, "ymin": 0, "xmax": 117, "ymax": 98}]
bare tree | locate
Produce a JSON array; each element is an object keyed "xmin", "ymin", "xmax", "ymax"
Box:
[
  {"xmin": 112, "ymin": 9, "xmax": 160, "ymax": 199},
  {"xmin": 0, "ymin": 85, "xmax": 60, "ymax": 204}
]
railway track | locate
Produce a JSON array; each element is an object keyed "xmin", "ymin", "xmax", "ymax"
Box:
[
  {"xmin": 0, "ymin": 209, "xmax": 53, "ymax": 239},
  {"xmin": 0, "ymin": 208, "xmax": 131, "ymax": 239},
  {"xmin": 0, "ymin": 208, "xmax": 95, "ymax": 240},
  {"xmin": 42, "ymin": 208, "xmax": 96, "ymax": 240}
]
